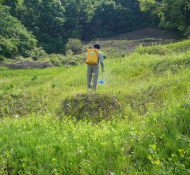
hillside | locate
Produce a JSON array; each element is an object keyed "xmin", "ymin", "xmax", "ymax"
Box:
[
  {"xmin": 86, "ymin": 28, "xmax": 183, "ymax": 56},
  {"xmin": 0, "ymin": 37, "xmax": 190, "ymax": 174},
  {"xmin": 95, "ymin": 28, "xmax": 181, "ymax": 41}
]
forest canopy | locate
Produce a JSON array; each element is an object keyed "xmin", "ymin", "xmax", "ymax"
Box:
[
  {"xmin": 0, "ymin": 0, "xmax": 189, "ymax": 58},
  {"xmin": 0, "ymin": 4, "xmax": 37, "ymax": 58},
  {"xmin": 138, "ymin": 0, "xmax": 190, "ymax": 34}
]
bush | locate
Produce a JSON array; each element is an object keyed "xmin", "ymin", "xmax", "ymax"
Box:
[
  {"xmin": 0, "ymin": 55, "xmax": 5, "ymax": 61},
  {"xmin": 60, "ymin": 50, "xmax": 76, "ymax": 65},
  {"xmin": 49, "ymin": 54, "xmax": 60, "ymax": 66},
  {"xmin": 50, "ymin": 58, "xmax": 61, "ymax": 67},
  {"xmin": 61, "ymin": 57, "xmax": 69, "ymax": 65},
  {"xmin": 65, "ymin": 38, "xmax": 83, "ymax": 54},
  {"xmin": 166, "ymin": 39, "xmax": 190, "ymax": 52},
  {"xmin": 135, "ymin": 44, "xmax": 171, "ymax": 55},
  {"xmin": 0, "ymin": 66, "xmax": 9, "ymax": 71},
  {"xmin": 103, "ymin": 53, "xmax": 108, "ymax": 59},
  {"xmin": 27, "ymin": 47, "xmax": 47, "ymax": 61},
  {"xmin": 68, "ymin": 60, "xmax": 77, "ymax": 66}
]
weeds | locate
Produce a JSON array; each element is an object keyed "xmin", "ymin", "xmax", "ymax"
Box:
[{"xmin": 0, "ymin": 39, "xmax": 190, "ymax": 174}]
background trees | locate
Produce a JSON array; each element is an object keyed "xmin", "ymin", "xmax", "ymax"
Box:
[
  {"xmin": 0, "ymin": 0, "xmax": 188, "ymax": 58},
  {"xmin": 84, "ymin": 2, "xmax": 136, "ymax": 39},
  {"xmin": 0, "ymin": 4, "xmax": 37, "ymax": 58},
  {"xmin": 138, "ymin": 0, "xmax": 190, "ymax": 35}
]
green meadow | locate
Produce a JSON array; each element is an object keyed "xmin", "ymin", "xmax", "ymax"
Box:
[{"xmin": 1, "ymin": 40, "xmax": 190, "ymax": 174}]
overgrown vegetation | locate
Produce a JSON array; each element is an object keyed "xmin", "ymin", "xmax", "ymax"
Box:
[
  {"xmin": 138, "ymin": 0, "xmax": 190, "ymax": 35},
  {"xmin": 0, "ymin": 0, "xmax": 173, "ymax": 57},
  {"xmin": 0, "ymin": 5, "xmax": 38, "ymax": 58},
  {"xmin": 1, "ymin": 39, "xmax": 190, "ymax": 174}
]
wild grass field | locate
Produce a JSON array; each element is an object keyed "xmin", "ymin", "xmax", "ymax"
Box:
[{"xmin": 1, "ymin": 39, "xmax": 190, "ymax": 174}]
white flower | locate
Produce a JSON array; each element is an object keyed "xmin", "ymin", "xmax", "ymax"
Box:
[
  {"xmin": 148, "ymin": 148, "xmax": 153, "ymax": 154},
  {"xmin": 15, "ymin": 115, "xmax": 19, "ymax": 119}
]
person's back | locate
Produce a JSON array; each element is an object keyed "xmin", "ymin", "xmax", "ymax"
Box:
[{"xmin": 84, "ymin": 43, "xmax": 104, "ymax": 89}]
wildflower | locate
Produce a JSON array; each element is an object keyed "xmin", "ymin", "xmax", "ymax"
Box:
[
  {"xmin": 148, "ymin": 148, "xmax": 153, "ymax": 154},
  {"xmin": 101, "ymin": 142, "xmax": 107, "ymax": 145},
  {"xmin": 179, "ymin": 149, "xmax": 184, "ymax": 153},
  {"xmin": 147, "ymin": 155, "xmax": 152, "ymax": 159},
  {"xmin": 15, "ymin": 115, "xmax": 19, "ymax": 119},
  {"xmin": 155, "ymin": 160, "xmax": 161, "ymax": 165},
  {"xmin": 171, "ymin": 154, "xmax": 174, "ymax": 157}
]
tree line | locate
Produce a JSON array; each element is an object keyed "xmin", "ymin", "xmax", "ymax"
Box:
[{"xmin": 0, "ymin": 0, "xmax": 189, "ymax": 59}]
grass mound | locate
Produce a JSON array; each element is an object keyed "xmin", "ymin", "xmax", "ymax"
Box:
[{"xmin": 62, "ymin": 93, "xmax": 121, "ymax": 122}]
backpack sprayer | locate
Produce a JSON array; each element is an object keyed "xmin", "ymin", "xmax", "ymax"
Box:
[{"xmin": 86, "ymin": 46, "xmax": 104, "ymax": 85}]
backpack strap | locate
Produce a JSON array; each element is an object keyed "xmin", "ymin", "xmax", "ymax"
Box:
[{"xmin": 94, "ymin": 49, "xmax": 99, "ymax": 63}]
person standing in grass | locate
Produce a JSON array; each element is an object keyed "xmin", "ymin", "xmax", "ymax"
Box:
[{"xmin": 84, "ymin": 43, "xmax": 104, "ymax": 90}]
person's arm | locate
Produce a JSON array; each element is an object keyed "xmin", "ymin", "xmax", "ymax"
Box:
[
  {"xmin": 99, "ymin": 52, "xmax": 104, "ymax": 71},
  {"xmin": 84, "ymin": 53, "xmax": 87, "ymax": 62}
]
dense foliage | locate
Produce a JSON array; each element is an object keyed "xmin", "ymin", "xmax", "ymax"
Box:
[
  {"xmin": 0, "ymin": 5, "xmax": 37, "ymax": 58},
  {"xmin": 0, "ymin": 0, "xmax": 188, "ymax": 56},
  {"xmin": 138, "ymin": 0, "xmax": 190, "ymax": 35},
  {"xmin": 1, "ymin": 40, "xmax": 190, "ymax": 174},
  {"xmin": 0, "ymin": 0, "xmax": 158, "ymax": 55}
]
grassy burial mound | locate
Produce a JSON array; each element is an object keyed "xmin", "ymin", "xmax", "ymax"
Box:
[
  {"xmin": 62, "ymin": 93, "xmax": 121, "ymax": 122},
  {"xmin": 1, "ymin": 39, "xmax": 190, "ymax": 174}
]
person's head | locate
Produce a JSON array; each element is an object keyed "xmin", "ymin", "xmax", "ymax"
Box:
[{"xmin": 94, "ymin": 43, "xmax": 101, "ymax": 49}]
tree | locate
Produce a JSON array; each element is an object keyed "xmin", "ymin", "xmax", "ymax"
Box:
[
  {"xmin": 114, "ymin": 0, "xmax": 159, "ymax": 28},
  {"xmin": 87, "ymin": 1, "xmax": 136, "ymax": 39},
  {"xmin": 36, "ymin": 0, "xmax": 66, "ymax": 53},
  {"xmin": 138, "ymin": 0, "xmax": 190, "ymax": 34},
  {"xmin": 65, "ymin": 38, "xmax": 83, "ymax": 54},
  {"xmin": 0, "ymin": 4, "xmax": 37, "ymax": 58},
  {"xmin": 61, "ymin": 0, "xmax": 93, "ymax": 41},
  {"xmin": 9, "ymin": 0, "xmax": 66, "ymax": 54}
]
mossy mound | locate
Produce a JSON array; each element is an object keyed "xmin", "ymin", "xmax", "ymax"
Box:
[{"xmin": 62, "ymin": 93, "xmax": 121, "ymax": 122}]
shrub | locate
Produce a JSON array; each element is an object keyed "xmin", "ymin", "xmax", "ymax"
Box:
[
  {"xmin": 49, "ymin": 54, "xmax": 61, "ymax": 66},
  {"xmin": 50, "ymin": 58, "xmax": 61, "ymax": 67},
  {"xmin": 103, "ymin": 53, "xmax": 108, "ymax": 59},
  {"xmin": 60, "ymin": 50, "xmax": 77, "ymax": 65},
  {"xmin": 135, "ymin": 44, "xmax": 171, "ymax": 55},
  {"xmin": 0, "ymin": 66, "xmax": 9, "ymax": 70},
  {"xmin": 65, "ymin": 38, "xmax": 83, "ymax": 54},
  {"xmin": 166, "ymin": 39, "xmax": 190, "ymax": 52},
  {"xmin": 0, "ymin": 55, "xmax": 5, "ymax": 61},
  {"xmin": 68, "ymin": 60, "xmax": 77, "ymax": 66},
  {"xmin": 27, "ymin": 47, "xmax": 47, "ymax": 61},
  {"xmin": 61, "ymin": 57, "xmax": 69, "ymax": 65},
  {"xmin": 121, "ymin": 52, "xmax": 125, "ymax": 57}
]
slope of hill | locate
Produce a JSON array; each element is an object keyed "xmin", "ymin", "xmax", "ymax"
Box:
[
  {"xmin": 86, "ymin": 28, "xmax": 183, "ymax": 56},
  {"xmin": 95, "ymin": 28, "xmax": 181, "ymax": 41},
  {"xmin": 0, "ymin": 35, "xmax": 190, "ymax": 174}
]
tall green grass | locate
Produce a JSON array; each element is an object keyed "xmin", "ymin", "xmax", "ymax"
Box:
[{"xmin": 0, "ymin": 39, "xmax": 190, "ymax": 174}]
